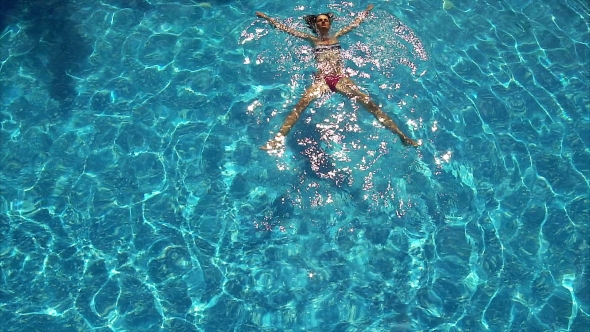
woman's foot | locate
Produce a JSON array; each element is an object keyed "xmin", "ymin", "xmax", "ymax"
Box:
[
  {"xmin": 260, "ymin": 135, "xmax": 285, "ymax": 150},
  {"xmin": 401, "ymin": 135, "xmax": 420, "ymax": 147}
]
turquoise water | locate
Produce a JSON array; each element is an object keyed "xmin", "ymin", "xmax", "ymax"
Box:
[{"xmin": 0, "ymin": 0, "xmax": 588, "ymax": 331}]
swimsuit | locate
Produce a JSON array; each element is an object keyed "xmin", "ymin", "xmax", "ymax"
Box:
[
  {"xmin": 313, "ymin": 43, "xmax": 341, "ymax": 54},
  {"xmin": 323, "ymin": 74, "xmax": 341, "ymax": 92},
  {"xmin": 313, "ymin": 42, "xmax": 343, "ymax": 92}
]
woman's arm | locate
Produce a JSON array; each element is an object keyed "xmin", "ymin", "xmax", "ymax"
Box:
[
  {"xmin": 256, "ymin": 12, "xmax": 316, "ymax": 40},
  {"xmin": 334, "ymin": 5, "xmax": 374, "ymax": 38}
]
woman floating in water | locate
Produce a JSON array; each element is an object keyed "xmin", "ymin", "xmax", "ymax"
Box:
[{"xmin": 256, "ymin": 5, "xmax": 419, "ymax": 150}]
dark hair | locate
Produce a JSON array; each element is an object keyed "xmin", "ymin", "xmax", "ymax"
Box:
[{"xmin": 303, "ymin": 13, "xmax": 335, "ymax": 35}]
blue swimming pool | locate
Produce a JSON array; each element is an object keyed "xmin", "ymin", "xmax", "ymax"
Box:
[{"xmin": 0, "ymin": 0, "xmax": 588, "ymax": 331}]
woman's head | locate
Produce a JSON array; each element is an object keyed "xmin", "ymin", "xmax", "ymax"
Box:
[{"xmin": 303, "ymin": 13, "xmax": 335, "ymax": 35}]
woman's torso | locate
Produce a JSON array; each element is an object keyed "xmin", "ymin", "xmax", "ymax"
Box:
[{"xmin": 311, "ymin": 37, "xmax": 344, "ymax": 76}]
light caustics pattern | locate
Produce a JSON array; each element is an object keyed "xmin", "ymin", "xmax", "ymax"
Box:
[
  {"xmin": 242, "ymin": 6, "xmax": 430, "ymax": 210},
  {"xmin": 0, "ymin": 0, "xmax": 589, "ymax": 331}
]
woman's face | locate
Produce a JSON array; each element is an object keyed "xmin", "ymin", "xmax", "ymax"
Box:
[{"xmin": 316, "ymin": 15, "xmax": 331, "ymax": 31}]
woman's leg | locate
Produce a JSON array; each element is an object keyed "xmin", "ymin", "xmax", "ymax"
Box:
[
  {"xmin": 335, "ymin": 77, "xmax": 418, "ymax": 146},
  {"xmin": 261, "ymin": 81, "xmax": 329, "ymax": 150}
]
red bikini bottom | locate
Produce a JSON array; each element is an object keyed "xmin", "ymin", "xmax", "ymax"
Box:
[{"xmin": 323, "ymin": 75, "xmax": 342, "ymax": 92}]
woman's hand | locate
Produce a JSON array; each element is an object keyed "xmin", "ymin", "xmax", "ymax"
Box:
[
  {"xmin": 359, "ymin": 5, "xmax": 373, "ymax": 20},
  {"xmin": 256, "ymin": 12, "xmax": 269, "ymax": 19}
]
